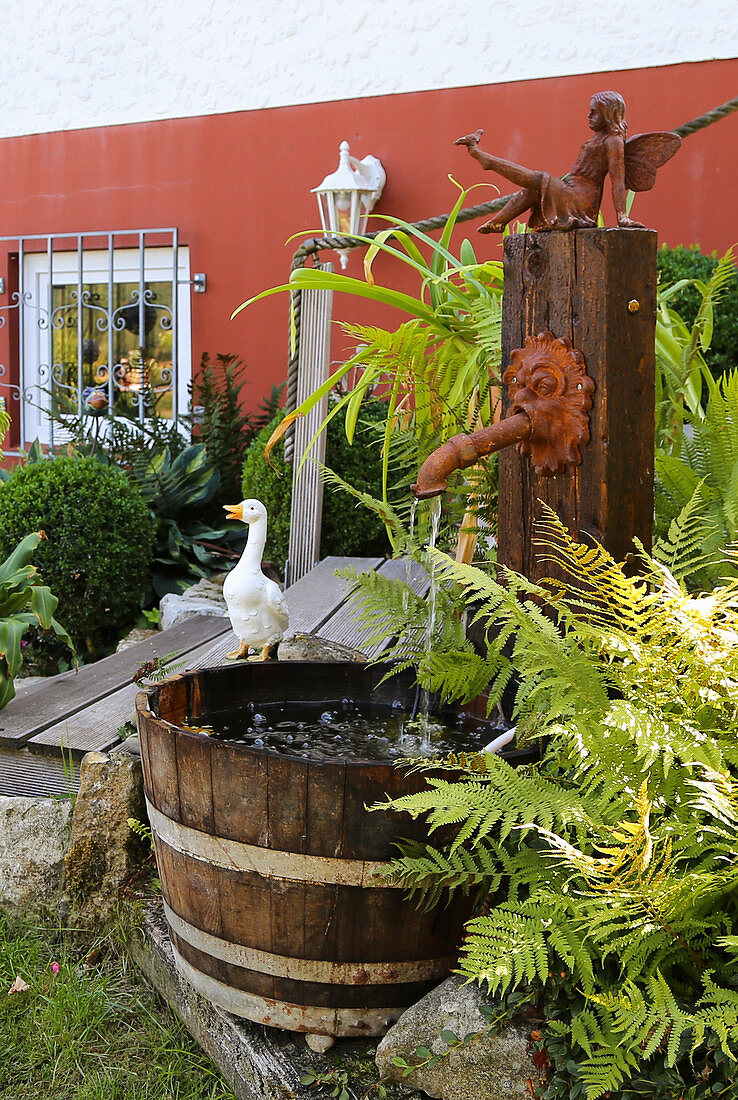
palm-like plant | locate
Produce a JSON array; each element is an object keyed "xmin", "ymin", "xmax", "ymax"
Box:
[
  {"xmin": 653, "ymin": 369, "xmax": 738, "ymax": 590},
  {"xmin": 655, "ymin": 247, "xmax": 735, "ymax": 453},
  {"xmin": 0, "ymin": 413, "xmax": 73, "ymax": 709},
  {"xmin": 234, "ymin": 184, "xmax": 504, "ymax": 553}
]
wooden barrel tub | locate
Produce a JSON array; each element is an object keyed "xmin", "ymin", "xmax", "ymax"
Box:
[{"xmin": 136, "ymin": 661, "xmax": 494, "ymax": 1037}]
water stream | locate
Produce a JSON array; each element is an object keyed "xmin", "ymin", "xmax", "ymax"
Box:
[
  {"xmin": 404, "ymin": 499, "xmax": 418, "ymax": 614},
  {"xmin": 400, "ymin": 496, "xmax": 443, "ymax": 755}
]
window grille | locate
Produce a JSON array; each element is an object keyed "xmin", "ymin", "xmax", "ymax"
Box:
[{"xmin": 0, "ymin": 228, "xmax": 192, "ymax": 450}]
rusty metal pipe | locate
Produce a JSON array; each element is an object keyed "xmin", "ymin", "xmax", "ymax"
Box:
[{"xmin": 411, "ymin": 412, "xmax": 532, "ymax": 499}]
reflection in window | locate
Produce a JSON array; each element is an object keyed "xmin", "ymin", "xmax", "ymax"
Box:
[{"xmin": 50, "ymin": 280, "xmax": 174, "ymax": 422}]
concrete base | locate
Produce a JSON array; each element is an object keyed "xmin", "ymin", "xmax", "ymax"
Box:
[
  {"xmin": 128, "ymin": 904, "xmax": 311, "ymax": 1100},
  {"xmin": 127, "ymin": 902, "xmax": 392, "ymax": 1100}
]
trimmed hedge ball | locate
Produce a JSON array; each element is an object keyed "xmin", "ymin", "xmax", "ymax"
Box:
[{"xmin": 0, "ymin": 456, "xmax": 156, "ymax": 658}]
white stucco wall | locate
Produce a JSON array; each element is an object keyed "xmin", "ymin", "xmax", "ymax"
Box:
[{"xmin": 3, "ymin": 0, "xmax": 736, "ymax": 139}]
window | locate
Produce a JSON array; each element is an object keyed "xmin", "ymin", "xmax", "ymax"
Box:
[{"xmin": 0, "ymin": 229, "xmax": 192, "ymax": 448}]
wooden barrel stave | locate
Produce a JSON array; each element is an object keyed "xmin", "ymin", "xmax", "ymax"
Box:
[
  {"xmin": 137, "ymin": 663, "xmax": 475, "ymax": 1036},
  {"xmin": 154, "ymin": 835, "xmax": 467, "ymax": 963}
]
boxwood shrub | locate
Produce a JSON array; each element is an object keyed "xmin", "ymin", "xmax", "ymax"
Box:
[
  {"xmin": 0, "ymin": 456, "xmax": 155, "ymax": 658},
  {"xmin": 242, "ymin": 402, "xmax": 389, "ymax": 571}
]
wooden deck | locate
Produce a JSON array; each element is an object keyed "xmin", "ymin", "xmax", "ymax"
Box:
[{"xmin": 0, "ymin": 557, "xmax": 423, "ymax": 798}]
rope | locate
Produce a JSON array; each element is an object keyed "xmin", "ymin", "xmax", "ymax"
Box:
[
  {"xmin": 284, "ymin": 94, "xmax": 738, "ymax": 426},
  {"xmin": 674, "ymin": 95, "xmax": 738, "ymax": 138}
]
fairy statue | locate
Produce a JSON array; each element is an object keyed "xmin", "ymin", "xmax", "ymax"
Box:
[{"xmin": 455, "ymin": 91, "xmax": 681, "ymax": 234}]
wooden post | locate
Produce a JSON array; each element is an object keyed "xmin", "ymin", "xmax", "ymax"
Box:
[
  {"xmin": 286, "ymin": 263, "xmax": 333, "ymax": 586},
  {"xmin": 497, "ymin": 228, "xmax": 657, "ymax": 581}
]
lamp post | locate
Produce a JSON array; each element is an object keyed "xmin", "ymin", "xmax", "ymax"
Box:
[{"xmin": 312, "ymin": 141, "xmax": 386, "ymax": 268}]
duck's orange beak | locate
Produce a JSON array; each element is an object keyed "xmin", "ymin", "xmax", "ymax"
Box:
[{"xmin": 223, "ymin": 503, "xmax": 244, "ymax": 521}]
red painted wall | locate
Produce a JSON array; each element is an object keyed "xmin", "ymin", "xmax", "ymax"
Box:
[{"xmin": 0, "ymin": 58, "xmax": 735, "ymax": 426}]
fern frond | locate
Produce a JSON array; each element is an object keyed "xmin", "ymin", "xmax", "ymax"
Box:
[
  {"xmin": 652, "ymin": 480, "xmax": 721, "ymax": 582},
  {"xmin": 416, "ymin": 646, "xmax": 505, "ymax": 706},
  {"xmin": 429, "ymin": 547, "xmax": 612, "ymax": 726},
  {"xmin": 590, "ymin": 968, "xmax": 738, "ymax": 1072},
  {"xmin": 576, "ymin": 1042, "xmax": 641, "ymax": 1099},
  {"xmin": 459, "ymin": 890, "xmax": 599, "ymax": 997},
  {"xmin": 372, "ymin": 752, "xmax": 594, "ymax": 844},
  {"xmin": 379, "ymin": 837, "xmax": 505, "ymax": 908},
  {"xmin": 533, "ymin": 505, "xmax": 657, "ymax": 635},
  {"xmin": 458, "ymin": 903, "xmax": 557, "ymax": 994}
]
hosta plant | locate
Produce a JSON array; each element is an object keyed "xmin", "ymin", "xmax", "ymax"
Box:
[
  {"xmin": 129, "ymin": 444, "xmax": 241, "ymax": 598},
  {"xmin": 0, "ymin": 532, "xmax": 73, "ymax": 711}
]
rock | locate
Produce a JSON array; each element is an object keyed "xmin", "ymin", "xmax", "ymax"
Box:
[
  {"xmin": 64, "ymin": 749, "xmax": 147, "ymax": 924},
  {"xmin": 278, "ymin": 633, "xmax": 364, "ymax": 662},
  {"xmin": 117, "ymin": 627, "xmax": 158, "ymax": 652},
  {"xmin": 0, "ymin": 796, "xmax": 73, "ymax": 914},
  {"xmin": 159, "ymin": 575, "xmax": 229, "ymax": 631},
  {"xmin": 375, "ymin": 976, "xmax": 535, "ymax": 1100},
  {"xmin": 13, "ymin": 674, "xmax": 48, "ymax": 692},
  {"xmin": 304, "ymin": 1034, "xmax": 335, "ymax": 1053}
]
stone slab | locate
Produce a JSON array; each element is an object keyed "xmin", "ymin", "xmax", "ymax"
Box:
[
  {"xmin": 127, "ymin": 903, "xmax": 420, "ymax": 1100},
  {"xmin": 0, "ymin": 795, "xmax": 73, "ymax": 913},
  {"xmin": 128, "ymin": 904, "xmax": 315, "ymax": 1100}
]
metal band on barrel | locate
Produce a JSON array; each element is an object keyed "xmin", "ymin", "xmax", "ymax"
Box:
[
  {"xmin": 147, "ymin": 800, "xmax": 394, "ymax": 888},
  {"xmin": 164, "ymin": 901, "xmax": 454, "ymax": 985},
  {"xmin": 172, "ymin": 950, "xmax": 406, "ymax": 1037}
]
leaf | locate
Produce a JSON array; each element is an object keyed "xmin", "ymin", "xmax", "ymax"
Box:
[
  {"xmin": 0, "ymin": 531, "xmax": 44, "ymax": 586},
  {"xmin": 0, "ymin": 618, "xmax": 26, "ymax": 681},
  {"xmin": 263, "ymin": 410, "xmax": 303, "ymax": 469},
  {"xmin": 29, "ymin": 584, "xmax": 59, "ymax": 630}
]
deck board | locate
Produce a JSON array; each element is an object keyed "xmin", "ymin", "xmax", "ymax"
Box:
[
  {"xmin": 0, "ymin": 747, "xmax": 80, "ymax": 798},
  {"xmin": 27, "ymin": 628, "xmax": 231, "ymax": 760},
  {"xmin": 0, "ymin": 615, "xmax": 230, "ymax": 749},
  {"xmin": 0, "ymin": 555, "xmax": 433, "ymax": 788}
]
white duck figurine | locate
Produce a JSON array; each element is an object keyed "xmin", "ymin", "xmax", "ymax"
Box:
[{"xmin": 222, "ymin": 499, "xmax": 289, "ymax": 660}]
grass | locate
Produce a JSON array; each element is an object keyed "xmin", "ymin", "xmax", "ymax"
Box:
[{"xmin": 0, "ymin": 912, "xmax": 236, "ymax": 1100}]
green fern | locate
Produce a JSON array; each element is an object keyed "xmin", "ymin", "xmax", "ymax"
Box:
[
  {"xmin": 654, "ymin": 369, "xmax": 738, "ymax": 588},
  {"xmin": 379, "ymin": 837, "xmax": 505, "ymax": 908},
  {"xmin": 652, "ymin": 478, "xmax": 719, "ymax": 581},
  {"xmin": 369, "ymin": 508, "xmax": 738, "ymax": 1098}
]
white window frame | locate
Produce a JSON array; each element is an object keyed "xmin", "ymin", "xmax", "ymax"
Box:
[{"xmin": 19, "ymin": 241, "xmax": 191, "ymax": 446}]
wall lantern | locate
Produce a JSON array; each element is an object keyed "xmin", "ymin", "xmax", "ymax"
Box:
[{"xmin": 312, "ymin": 141, "xmax": 386, "ymax": 268}]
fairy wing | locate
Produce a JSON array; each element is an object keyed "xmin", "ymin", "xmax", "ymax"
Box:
[{"xmin": 624, "ymin": 132, "xmax": 682, "ymax": 192}]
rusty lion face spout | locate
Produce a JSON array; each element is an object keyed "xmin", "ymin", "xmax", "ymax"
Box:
[
  {"xmin": 411, "ymin": 414, "xmax": 532, "ymax": 499},
  {"xmin": 411, "ymin": 331, "xmax": 595, "ymax": 499}
]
